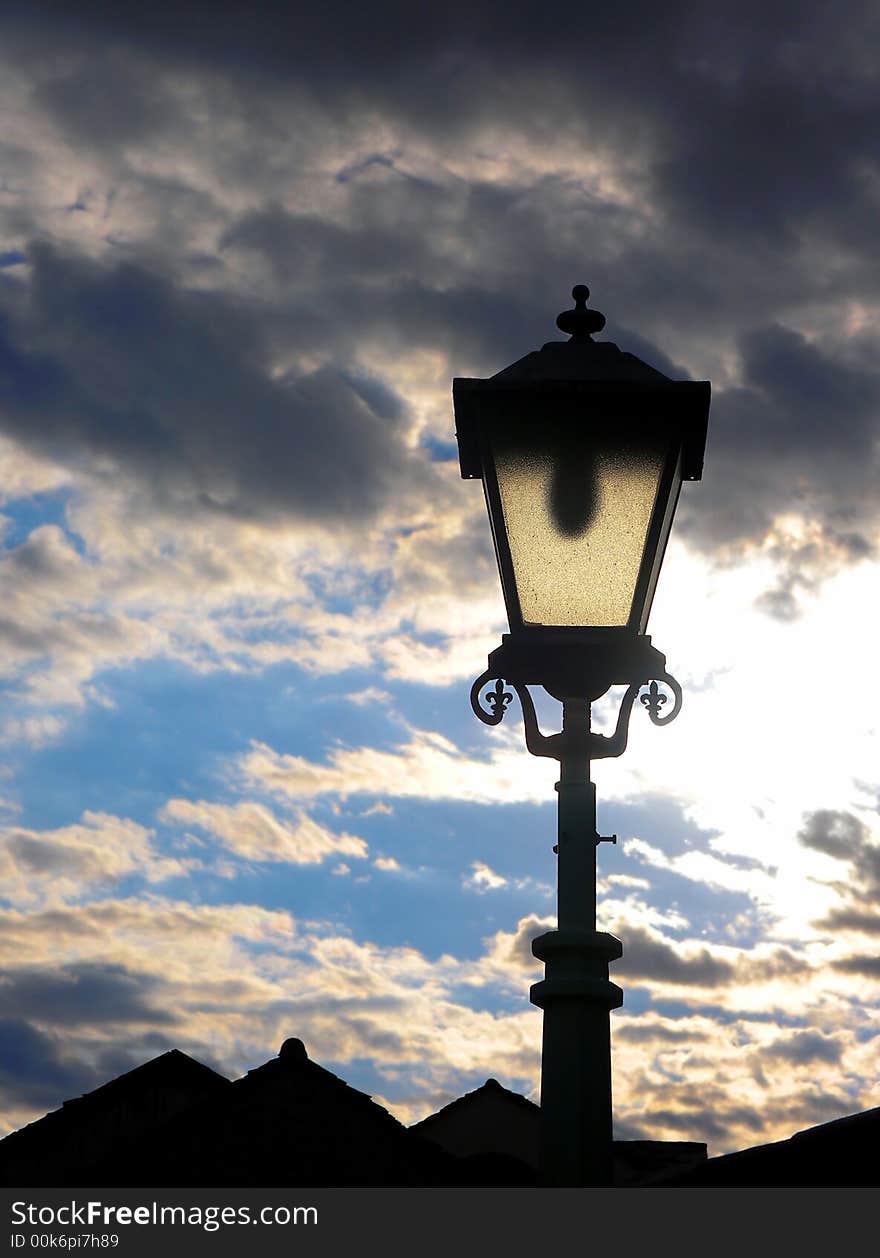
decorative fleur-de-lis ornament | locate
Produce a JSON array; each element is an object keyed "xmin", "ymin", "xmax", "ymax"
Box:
[
  {"xmin": 640, "ymin": 679, "xmax": 667, "ymax": 720},
  {"xmin": 486, "ymin": 677, "xmax": 513, "ymax": 719}
]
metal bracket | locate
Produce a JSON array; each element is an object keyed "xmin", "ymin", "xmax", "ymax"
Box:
[
  {"xmin": 471, "ymin": 670, "xmax": 561, "ymax": 759},
  {"xmin": 470, "ymin": 670, "xmax": 683, "ymax": 762},
  {"xmin": 553, "ymin": 834, "xmax": 617, "ymax": 853}
]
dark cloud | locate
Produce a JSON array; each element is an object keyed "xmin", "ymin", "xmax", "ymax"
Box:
[
  {"xmin": 0, "ymin": 1019, "xmax": 202, "ymax": 1117},
  {"xmin": 619, "ymin": 1076, "xmax": 863, "ymax": 1149},
  {"xmin": 33, "ymin": 50, "xmax": 178, "ymax": 151},
  {"xmin": 0, "ymin": 244, "xmax": 431, "ymax": 527},
  {"xmin": 680, "ymin": 328, "xmax": 880, "ymax": 571},
  {"xmin": 799, "ymin": 810, "xmax": 870, "ymax": 862},
  {"xmin": 765, "ymin": 1029, "xmax": 842, "ymax": 1067},
  {"xmin": 617, "ymin": 927, "xmax": 809, "ymax": 989},
  {"xmin": 0, "ymin": 1018, "xmax": 100, "ymax": 1108},
  {"xmin": 614, "ymin": 1021, "xmax": 705, "ymax": 1045},
  {"xmin": 10, "ymin": 0, "xmax": 875, "ymax": 270},
  {"xmin": 830, "ymin": 955, "xmax": 880, "ymax": 978},
  {"xmin": 798, "ymin": 810, "xmax": 880, "ymax": 933},
  {"xmin": 820, "ymin": 909, "xmax": 880, "ymax": 936},
  {"xmin": 0, "ymin": 2, "xmax": 876, "ymax": 586},
  {"xmin": 218, "ymin": 180, "xmax": 630, "ymax": 373},
  {"xmin": 493, "ymin": 914, "xmax": 554, "ymax": 970},
  {"xmin": 736, "ymin": 948, "xmax": 811, "ymax": 984},
  {"xmin": 762, "ymin": 1088, "xmax": 865, "ymax": 1132},
  {"xmin": 619, "ymin": 1098, "xmax": 766, "ymax": 1147},
  {"xmin": 617, "ymin": 926, "xmax": 735, "ymax": 987},
  {"xmin": 0, "ymin": 963, "xmax": 174, "ymax": 1027},
  {"xmin": 496, "ymin": 913, "xmax": 808, "ymax": 991}
]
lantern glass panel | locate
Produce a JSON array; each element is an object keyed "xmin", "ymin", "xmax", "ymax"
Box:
[{"xmin": 489, "ymin": 417, "xmax": 673, "ymax": 628}]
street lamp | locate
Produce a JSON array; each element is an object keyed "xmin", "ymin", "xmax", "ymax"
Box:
[{"xmin": 454, "ymin": 285, "xmax": 710, "ymax": 1187}]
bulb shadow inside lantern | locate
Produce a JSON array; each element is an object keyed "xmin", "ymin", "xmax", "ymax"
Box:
[{"xmin": 548, "ymin": 444, "xmax": 599, "ymax": 538}]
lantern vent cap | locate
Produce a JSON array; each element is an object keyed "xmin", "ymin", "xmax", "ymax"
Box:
[
  {"xmin": 556, "ymin": 284, "xmax": 606, "ymax": 341},
  {"xmin": 490, "ymin": 285, "xmax": 671, "ymax": 384}
]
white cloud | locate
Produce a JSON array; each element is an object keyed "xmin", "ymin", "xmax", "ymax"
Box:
[
  {"xmin": 239, "ymin": 726, "xmax": 555, "ymax": 806},
  {"xmin": 158, "ymin": 798, "xmax": 367, "ymax": 865},
  {"xmin": 0, "ymin": 439, "xmax": 72, "ymax": 504},
  {"xmin": 343, "ymin": 686, "xmax": 392, "ymax": 707},
  {"xmin": 0, "ymin": 812, "xmax": 193, "ymax": 907},
  {"xmin": 465, "ymin": 861, "xmax": 508, "ymax": 892},
  {"xmin": 0, "ymin": 712, "xmax": 68, "ymax": 749}
]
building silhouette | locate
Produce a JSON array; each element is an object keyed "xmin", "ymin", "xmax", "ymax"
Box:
[
  {"xmin": 658, "ymin": 1105, "xmax": 880, "ymax": 1187},
  {"xmin": 0, "ymin": 1039, "xmax": 876, "ymax": 1187},
  {"xmin": 0, "ymin": 1049, "xmax": 229, "ymax": 1187},
  {"xmin": 410, "ymin": 1077, "xmax": 706, "ymax": 1186}
]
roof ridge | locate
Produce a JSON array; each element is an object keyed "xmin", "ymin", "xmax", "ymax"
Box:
[{"xmin": 410, "ymin": 1078, "xmax": 538, "ymax": 1131}]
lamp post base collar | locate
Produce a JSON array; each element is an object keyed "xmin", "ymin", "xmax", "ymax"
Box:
[
  {"xmin": 530, "ymin": 929, "xmax": 624, "ymax": 1011},
  {"xmin": 532, "ymin": 928, "xmax": 622, "ymax": 963},
  {"xmin": 530, "ymin": 977, "xmax": 624, "ymax": 1010}
]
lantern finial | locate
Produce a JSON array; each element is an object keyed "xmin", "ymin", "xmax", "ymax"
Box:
[{"xmin": 556, "ymin": 284, "xmax": 606, "ymax": 342}]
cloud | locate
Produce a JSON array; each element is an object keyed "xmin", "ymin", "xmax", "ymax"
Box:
[
  {"xmin": 343, "ymin": 687, "xmax": 392, "ymax": 708},
  {"xmin": 610, "ymin": 1012, "xmax": 866, "ymax": 1152},
  {"xmin": 465, "ymin": 861, "xmax": 508, "ymax": 892},
  {"xmin": 830, "ymin": 955, "xmax": 880, "ymax": 978},
  {"xmin": 0, "ymin": 2, "xmax": 877, "ymax": 601},
  {"xmin": 0, "ymin": 0, "xmax": 877, "ymax": 756},
  {"xmin": 619, "ymin": 1098, "xmax": 767, "ymax": 1148},
  {"xmin": 159, "ymin": 798, "xmax": 368, "ymax": 865},
  {"xmin": 765, "ymin": 1029, "xmax": 843, "ymax": 1066},
  {"xmin": 32, "ymin": 44, "xmax": 180, "ymax": 153},
  {"xmin": 0, "ymin": 244, "xmax": 435, "ymax": 530},
  {"xmin": 614, "ymin": 1019, "xmax": 704, "ymax": 1046},
  {"xmin": 615, "ymin": 924, "xmax": 736, "ymax": 987},
  {"xmin": 0, "ymin": 899, "xmax": 298, "ymax": 976},
  {"xmin": 799, "ymin": 809, "xmax": 872, "ymax": 863},
  {"xmin": 0, "ymin": 435, "xmax": 71, "ymax": 504},
  {"xmin": 0, "ymin": 891, "xmax": 548, "ymax": 1130},
  {"xmin": 0, "ymin": 712, "xmax": 67, "ymax": 749},
  {"xmin": 678, "ymin": 326, "xmax": 880, "ymax": 612},
  {"xmin": 0, "ymin": 811, "xmax": 193, "ymax": 906},
  {"xmin": 483, "ymin": 914, "xmax": 555, "ymax": 971},
  {"xmin": 798, "ymin": 809, "xmax": 880, "ymax": 937},
  {"xmin": 0, "ymin": 963, "xmax": 174, "ymax": 1028},
  {"xmin": 0, "ymin": 1018, "xmax": 103, "ymax": 1112},
  {"xmin": 0, "ymin": 886, "xmax": 870, "ymax": 1154},
  {"xmin": 239, "ymin": 728, "xmax": 554, "ymax": 806},
  {"xmin": 820, "ymin": 909, "xmax": 880, "ymax": 937}
]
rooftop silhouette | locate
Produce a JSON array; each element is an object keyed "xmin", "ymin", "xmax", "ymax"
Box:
[{"xmin": 1, "ymin": 1039, "xmax": 875, "ymax": 1187}]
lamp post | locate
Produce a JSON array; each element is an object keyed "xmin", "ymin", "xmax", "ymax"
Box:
[{"xmin": 453, "ymin": 285, "xmax": 710, "ymax": 1187}]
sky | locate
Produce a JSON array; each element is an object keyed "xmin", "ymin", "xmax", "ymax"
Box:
[{"xmin": 0, "ymin": 0, "xmax": 879, "ymax": 1160}]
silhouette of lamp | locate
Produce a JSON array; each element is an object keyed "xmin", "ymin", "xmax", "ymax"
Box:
[{"xmin": 453, "ymin": 285, "xmax": 710, "ymax": 1187}]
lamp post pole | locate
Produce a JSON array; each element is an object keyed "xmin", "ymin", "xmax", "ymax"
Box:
[
  {"xmin": 471, "ymin": 663, "xmax": 668, "ymax": 1187},
  {"xmin": 530, "ymin": 697, "xmax": 622, "ymax": 1187}
]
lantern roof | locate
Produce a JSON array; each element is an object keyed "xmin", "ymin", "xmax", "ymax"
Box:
[
  {"xmin": 453, "ymin": 284, "xmax": 710, "ymax": 481},
  {"xmin": 491, "ymin": 337, "xmax": 670, "ymax": 383}
]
